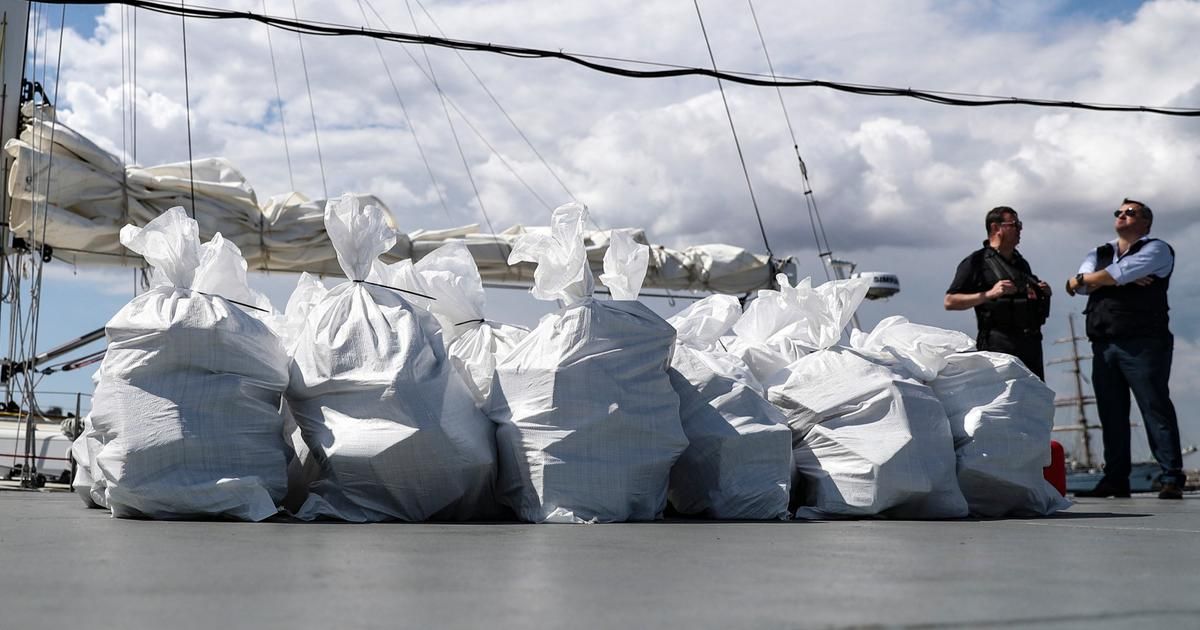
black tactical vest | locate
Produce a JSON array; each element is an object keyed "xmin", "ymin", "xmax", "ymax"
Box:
[
  {"xmin": 974, "ymin": 247, "xmax": 1049, "ymax": 333},
  {"xmin": 1084, "ymin": 238, "xmax": 1173, "ymax": 341}
]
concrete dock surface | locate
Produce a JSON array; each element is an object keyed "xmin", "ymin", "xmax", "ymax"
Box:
[{"xmin": 2, "ymin": 490, "xmax": 1198, "ymax": 629}]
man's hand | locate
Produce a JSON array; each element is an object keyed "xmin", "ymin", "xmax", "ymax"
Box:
[
  {"xmin": 1133, "ymin": 276, "xmax": 1155, "ymax": 287},
  {"xmin": 1037, "ymin": 281, "xmax": 1052, "ymax": 296},
  {"xmin": 986, "ymin": 280, "xmax": 1016, "ymax": 300}
]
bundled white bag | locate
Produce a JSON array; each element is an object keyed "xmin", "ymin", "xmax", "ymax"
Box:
[
  {"xmin": 277, "ymin": 272, "xmax": 328, "ymax": 355},
  {"xmin": 89, "ymin": 207, "xmax": 289, "ymax": 521},
  {"xmin": 737, "ymin": 274, "xmax": 871, "ymax": 437},
  {"xmin": 487, "ymin": 205, "xmax": 688, "ymax": 523},
  {"xmin": 386, "ymin": 241, "xmax": 528, "ymax": 408},
  {"xmin": 777, "ymin": 348, "xmax": 968, "ymax": 519},
  {"xmin": 70, "ymin": 413, "xmax": 107, "ymax": 510},
  {"xmin": 849, "ymin": 315, "xmax": 975, "ymax": 381},
  {"xmin": 850, "ymin": 318, "xmax": 1063, "ymax": 515},
  {"xmin": 288, "ymin": 195, "xmax": 497, "ymax": 522},
  {"xmin": 70, "ymin": 371, "xmax": 107, "ymax": 509},
  {"xmin": 742, "ymin": 277, "xmax": 966, "ymax": 518},
  {"xmin": 932, "ymin": 352, "xmax": 1070, "ymax": 516},
  {"xmin": 728, "ymin": 275, "xmax": 869, "ymax": 386},
  {"xmin": 276, "ymin": 273, "xmax": 329, "ymax": 513},
  {"xmin": 666, "ymin": 294, "xmax": 792, "ymax": 519}
]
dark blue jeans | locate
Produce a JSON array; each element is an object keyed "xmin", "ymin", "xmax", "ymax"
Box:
[{"xmin": 1092, "ymin": 335, "xmax": 1185, "ymax": 485}]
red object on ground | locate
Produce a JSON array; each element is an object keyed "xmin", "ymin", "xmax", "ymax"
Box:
[{"xmin": 1043, "ymin": 440, "xmax": 1067, "ymax": 496}]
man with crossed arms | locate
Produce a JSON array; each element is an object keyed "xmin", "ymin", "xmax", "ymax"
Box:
[{"xmin": 1067, "ymin": 198, "xmax": 1184, "ymax": 500}]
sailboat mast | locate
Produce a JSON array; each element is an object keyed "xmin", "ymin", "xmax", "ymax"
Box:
[{"xmin": 1066, "ymin": 314, "xmax": 1094, "ymax": 468}]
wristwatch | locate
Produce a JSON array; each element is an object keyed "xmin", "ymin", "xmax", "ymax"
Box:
[{"xmin": 1074, "ymin": 273, "xmax": 1085, "ymax": 289}]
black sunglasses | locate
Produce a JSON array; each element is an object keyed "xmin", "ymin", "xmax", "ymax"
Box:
[{"xmin": 1114, "ymin": 209, "xmax": 1139, "ymax": 218}]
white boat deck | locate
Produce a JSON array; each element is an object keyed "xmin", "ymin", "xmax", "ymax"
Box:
[{"xmin": 3, "ymin": 489, "xmax": 1198, "ymax": 629}]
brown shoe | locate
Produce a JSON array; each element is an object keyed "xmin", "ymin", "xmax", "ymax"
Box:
[
  {"xmin": 1158, "ymin": 482, "xmax": 1184, "ymax": 500},
  {"xmin": 1075, "ymin": 477, "xmax": 1131, "ymax": 498}
]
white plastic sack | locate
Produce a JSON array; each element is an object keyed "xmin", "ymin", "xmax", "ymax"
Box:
[
  {"xmin": 276, "ymin": 272, "xmax": 328, "ymax": 354},
  {"xmin": 262, "ymin": 274, "xmax": 329, "ymax": 513},
  {"xmin": 385, "ymin": 241, "xmax": 527, "ymax": 408},
  {"xmin": 728, "ymin": 275, "xmax": 870, "ymax": 385},
  {"xmin": 773, "ymin": 348, "xmax": 968, "ymax": 519},
  {"xmin": 90, "ymin": 207, "xmax": 290, "ymax": 521},
  {"xmin": 850, "ymin": 316, "xmax": 975, "ymax": 381},
  {"xmin": 735, "ymin": 274, "xmax": 873, "ymax": 439},
  {"xmin": 666, "ymin": 295, "xmax": 792, "ymax": 519},
  {"xmin": 932, "ymin": 352, "xmax": 1070, "ymax": 516},
  {"xmin": 70, "ymin": 413, "xmax": 107, "ymax": 510},
  {"xmin": 288, "ymin": 194, "xmax": 497, "ymax": 522},
  {"xmin": 487, "ymin": 203, "xmax": 688, "ymax": 523},
  {"xmin": 597, "ymin": 229, "xmax": 649, "ymax": 300}
]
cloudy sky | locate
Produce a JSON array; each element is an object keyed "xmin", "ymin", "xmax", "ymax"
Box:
[{"xmin": 13, "ymin": 0, "xmax": 1200, "ymax": 464}]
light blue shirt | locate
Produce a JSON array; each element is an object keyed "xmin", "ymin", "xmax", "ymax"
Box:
[{"xmin": 1075, "ymin": 236, "xmax": 1174, "ymax": 295}]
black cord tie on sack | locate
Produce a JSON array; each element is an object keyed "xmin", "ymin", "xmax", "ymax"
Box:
[
  {"xmin": 351, "ymin": 279, "xmax": 437, "ymax": 302},
  {"xmin": 192, "ymin": 289, "xmax": 271, "ymax": 313},
  {"xmin": 454, "ymin": 318, "xmax": 485, "ymax": 327}
]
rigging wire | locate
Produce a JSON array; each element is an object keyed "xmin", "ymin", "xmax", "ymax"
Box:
[
  {"xmin": 355, "ymin": 0, "xmax": 449, "ymax": 217},
  {"xmin": 120, "ymin": 5, "xmax": 128, "ymax": 161},
  {"xmin": 119, "ymin": 4, "xmax": 133, "ymax": 261},
  {"xmin": 746, "ymin": 0, "xmax": 830, "ymax": 281},
  {"xmin": 118, "ymin": 5, "xmax": 139, "ymax": 164},
  {"xmin": 6, "ymin": 3, "xmax": 45, "ymax": 375},
  {"xmin": 132, "ymin": 6, "xmax": 137, "ymax": 161},
  {"xmin": 410, "ymin": 0, "xmax": 581, "ymax": 207},
  {"xmin": 691, "ymin": 0, "xmax": 773, "ymax": 259},
  {"xmin": 33, "ymin": 6, "xmax": 70, "ymax": 392},
  {"xmin": 290, "ymin": 0, "xmax": 328, "ymax": 199},
  {"xmin": 0, "ymin": 10, "xmax": 9, "ymax": 363},
  {"xmin": 262, "ymin": 0, "xmax": 295, "ymax": 192},
  {"xmin": 372, "ymin": 0, "xmax": 554, "ymax": 216},
  {"xmin": 398, "ymin": 47, "xmax": 553, "ymax": 213},
  {"xmin": 43, "ymin": 0, "xmax": 1200, "ymax": 117},
  {"xmin": 358, "ymin": 1, "xmax": 560, "ymax": 217},
  {"xmin": 401, "ymin": 0, "xmax": 504, "ymax": 252},
  {"xmin": 36, "ymin": 4, "xmax": 50, "ymax": 111},
  {"xmin": 178, "ymin": 0, "xmax": 196, "ymax": 218},
  {"xmin": 19, "ymin": 0, "xmax": 51, "ymax": 354},
  {"xmin": 16, "ymin": 4, "xmax": 68, "ymax": 485},
  {"xmin": 1, "ymin": 2, "xmax": 39, "ymax": 412}
]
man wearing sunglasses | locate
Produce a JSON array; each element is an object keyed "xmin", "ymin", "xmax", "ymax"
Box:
[
  {"xmin": 1066, "ymin": 198, "xmax": 1184, "ymax": 500},
  {"xmin": 946, "ymin": 206, "xmax": 1051, "ymax": 379}
]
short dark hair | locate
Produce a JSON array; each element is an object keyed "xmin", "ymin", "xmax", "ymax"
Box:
[
  {"xmin": 1122, "ymin": 198, "xmax": 1153, "ymax": 228},
  {"xmin": 985, "ymin": 206, "xmax": 1016, "ymax": 234}
]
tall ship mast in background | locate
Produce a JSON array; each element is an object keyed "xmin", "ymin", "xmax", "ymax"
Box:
[{"xmin": 1049, "ymin": 313, "xmax": 1097, "ymax": 469}]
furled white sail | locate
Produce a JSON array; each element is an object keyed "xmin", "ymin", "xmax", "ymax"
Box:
[{"xmin": 4, "ymin": 105, "xmax": 792, "ymax": 294}]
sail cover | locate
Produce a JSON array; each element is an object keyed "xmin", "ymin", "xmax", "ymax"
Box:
[{"xmin": 4, "ymin": 106, "xmax": 792, "ymax": 294}]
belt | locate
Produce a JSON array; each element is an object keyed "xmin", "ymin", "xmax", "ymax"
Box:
[{"xmin": 982, "ymin": 327, "xmax": 1040, "ymax": 336}]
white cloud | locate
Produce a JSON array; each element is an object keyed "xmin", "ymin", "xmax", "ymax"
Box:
[{"xmin": 848, "ymin": 117, "xmax": 935, "ymax": 218}]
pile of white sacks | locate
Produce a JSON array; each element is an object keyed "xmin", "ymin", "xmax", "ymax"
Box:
[{"xmin": 71, "ymin": 198, "xmax": 1069, "ymax": 522}]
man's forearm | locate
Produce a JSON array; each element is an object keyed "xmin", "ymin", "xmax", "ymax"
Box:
[
  {"xmin": 1080, "ymin": 269, "xmax": 1116, "ymax": 289},
  {"xmin": 944, "ymin": 292, "xmax": 989, "ymax": 310},
  {"xmin": 1068, "ymin": 269, "xmax": 1115, "ymax": 295}
]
